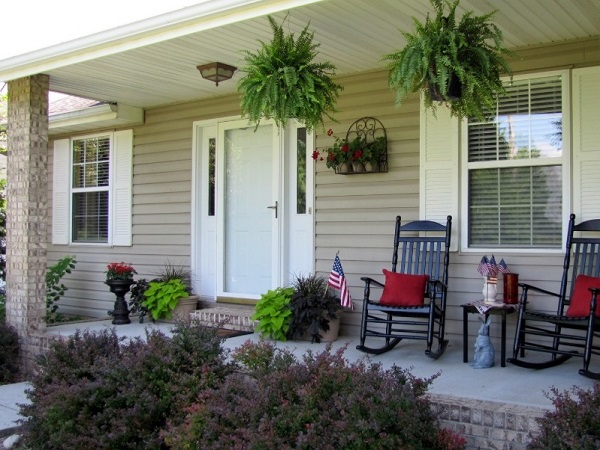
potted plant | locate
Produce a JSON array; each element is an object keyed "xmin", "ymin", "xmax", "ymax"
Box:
[
  {"xmin": 237, "ymin": 15, "xmax": 343, "ymax": 132},
  {"xmin": 288, "ymin": 274, "xmax": 342, "ymax": 343},
  {"xmin": 105, "ymin": 262, "xmax": 137, "ymax": 325},
  {"xmin": 129, "ymin": 262, "xmax": 198, "ymax": 322},
  {"xmin": 363, "ymin": 136, "xmax": 387, "ymax": 172},
  {"xmin": 383, "ymin": 0, "xmax": 515, "ymax": 120},
  {"xmin": 251, "ymin": 287, "xmax": 295, "ymax": 341},
  {"xmin": 313, "ymin": 128, "xmax": 352, "ymax": 173}
]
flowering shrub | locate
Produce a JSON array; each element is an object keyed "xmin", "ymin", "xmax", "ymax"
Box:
[
  {"xmin": 105, "ymin": 261, "xmax": 136, "ymax": 281},
  {"xmin": 164, "ymin": 342, "xmax": 466, "ymax": 449},
  {"xmin": 18, "ymin": 324, "xmax": 233, "ymax": 449},
  {"xmin": 529, "ymin": 384, "xmax": 600, "ymax": 449}
]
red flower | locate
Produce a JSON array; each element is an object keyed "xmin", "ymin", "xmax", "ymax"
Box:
[
  {"xmin": 352, "ymin": 150, "xmax": 363, "ymax": 161},
  {"xmin": 327, "ymin": 152, "xmax": 335, "ymax": 161},
  {"xmin": 106, "ymin": 262, "xmax": 136, "ymax": 281},
  {"xmin": 341, "ymin": 144, "xmax": 349, "ymax": 153},
  {"xmin": 311, "ymin": 150, "xmax": 320, "ymax": 160}
]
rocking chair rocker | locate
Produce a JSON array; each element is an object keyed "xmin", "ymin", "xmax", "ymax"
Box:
[
  {"xmin": 508, "ymin": 214, "xmax": 600, "ymax": 379},
  {"xmin": 356, "ymin": 216, "xmax": 452, "ymax": 358}
]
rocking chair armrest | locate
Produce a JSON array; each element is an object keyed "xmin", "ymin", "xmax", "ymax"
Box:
[
  {"xmin": 360, "ymin": 277, "xmax": 384, "ymax": 288},
  {"xmin": 519, "ymin": 282, "xmax": 560, "ymax": 299}
]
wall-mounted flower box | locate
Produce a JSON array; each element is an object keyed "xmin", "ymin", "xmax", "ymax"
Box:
[{"xmin": 314, "ymin": 117, "xmax": 388, "ymax": 175}]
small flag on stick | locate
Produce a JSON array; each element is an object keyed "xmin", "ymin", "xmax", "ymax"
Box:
[{"xmin": 328, "ymin": 253, "xmax": 354, "ymax": 310}]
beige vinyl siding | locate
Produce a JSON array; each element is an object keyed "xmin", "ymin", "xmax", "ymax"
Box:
[{"xmin": 47, "ymin": 93, "xmax": 243, "ymax": 317}]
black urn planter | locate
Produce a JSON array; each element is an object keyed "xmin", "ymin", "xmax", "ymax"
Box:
[{"xmin": 106, "ymin": 279, "xmax": 134, "ymax": 325}]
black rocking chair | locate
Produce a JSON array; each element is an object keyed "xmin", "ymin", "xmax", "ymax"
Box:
[
  {"xmin": 356, "ymin": 216, "xmax": 452, "ymax": 358},
  {"xmin": 508, "ymin": 214, "xmax": 600, "ymax": 379}
]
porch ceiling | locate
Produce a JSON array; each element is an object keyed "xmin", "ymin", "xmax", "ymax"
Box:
[{"xmin": 1, "ymin": 0, "xmax": 598, "ymax": 109}]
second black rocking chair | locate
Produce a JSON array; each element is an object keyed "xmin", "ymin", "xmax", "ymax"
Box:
[
  {"xmin": 356, "ymin": 216, "xmax": 452, "ymax": 358},
  {"xmin": 508, "ymin": 214, "xmax": 600, "ymax": 379}
]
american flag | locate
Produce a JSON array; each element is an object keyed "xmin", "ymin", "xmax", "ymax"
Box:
[{"xmin": 328, "ymin": 254, "xmax": 353, "ymax": 309}]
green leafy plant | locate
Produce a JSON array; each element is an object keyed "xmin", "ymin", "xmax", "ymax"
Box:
[
  {"xmin": 251, "ymin": 286, "xmax": 294, "ymax": 341},
  {"xmin": 238, "ymin": 15, "xmax": 343, "ymax": 132},
  {"xmin": 46, "ymin": 255, "xmax": 77, "ymax": 322},
  {"xmin": 384, "ymin": 0, "xmax": 514, "ymax": 120},
  {"xmin": 141, "ymin": 279, "xmax": 189, "ymax": 321},
  {"xmin": 288, "ymin": 273, "xmax": 342, "ymax": 343}
]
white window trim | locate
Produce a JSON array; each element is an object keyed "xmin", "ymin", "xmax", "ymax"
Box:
[
  {"xmin": 459, "ymin": 69, "xmax": 571, "ymax": 254},
  {"xmin": 52, "ymin": 129, "xmax": 133, "ymax": 246}
]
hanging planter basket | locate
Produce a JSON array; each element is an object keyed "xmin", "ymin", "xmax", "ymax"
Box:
[
  {"xmin": 237, "ymin": 15, "xmax": 343, "ymax": 132},
  {"xmin": 384, "ymin": 0, "xmax": 515, "ymax": 121}
]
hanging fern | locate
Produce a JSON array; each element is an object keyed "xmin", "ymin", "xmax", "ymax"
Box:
[
  {"xmin": 384, "ymin": 0, "xmax": 515, "ymax": 120},
  {"xmin": 238, "ymin": 15, "xmax": 343, "ymax": 132}
]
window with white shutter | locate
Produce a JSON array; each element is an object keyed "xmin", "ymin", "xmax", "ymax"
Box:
[
  {"xmin": 465, "ymin": 71, "xmax": 568, "ymax": 249},
  {"xmin": 52, "ymin": 130, "xmax": 132, "ymax": 246}
]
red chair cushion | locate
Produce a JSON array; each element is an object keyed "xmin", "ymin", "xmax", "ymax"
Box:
[
  {"xmin": 566, "ymin": 274, "xmax": 600, "ymax": 318},
  {"xmin": 379, "ymin": 269, "xmax": 429, "ymax": 307}
]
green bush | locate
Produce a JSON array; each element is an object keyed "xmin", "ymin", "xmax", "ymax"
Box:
[
  {"xmin": 18, "ymin": 323, "xmax": 234, "ymax": 449},
  {"xmin": 164, "ymin": 341, "xmax": 465, "ymax": 449},
  {"xmin": 529, "ymin": 384, "xmax": 600, "ymax": 449},
  {"xmin": 251, "ymin": 286, "xmax": 294, "ymax": 341},
  {"xmin": 46, "ymin": 255, "xmax": 77, "ymax": 322},
  {"xmin": 0, "ymin": 322, "xmax": 19, "ymax": 384}
]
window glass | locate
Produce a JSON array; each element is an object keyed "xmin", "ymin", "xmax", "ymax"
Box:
[
  {"xmin": 296, "ymin": 128, "xmax": 307, "ymax": 214},
  {"xmin": 71, "ymin": 135, "xmax": 110, "ymax": 243},
  {"xmin": 208, "ymin": 137, "xmax": 216, "ymax": 216},
  {"xmin": 467, "ymin": 74, "xmax": 564, "ymax": 248}
]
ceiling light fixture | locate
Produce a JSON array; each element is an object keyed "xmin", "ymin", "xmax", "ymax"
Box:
[{"xmin": 196, "ymin": 62, "xmax": 237, "ymax": 87}]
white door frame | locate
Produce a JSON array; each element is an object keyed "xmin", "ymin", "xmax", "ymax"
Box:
[{"xmin": 191, "ymin": 117, "xmax": 314, "ymax": 302}]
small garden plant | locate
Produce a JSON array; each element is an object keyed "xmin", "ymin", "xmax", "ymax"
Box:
[
  {"xmin": 46, "ymin": 255, "xmax": 77, "ymax": 322},
  {"xmin": 251, "ymin": 286, "xmax": 294, "ymax": 341}
]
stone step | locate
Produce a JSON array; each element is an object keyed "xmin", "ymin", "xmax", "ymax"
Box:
[{"xmin": 191, "ymin": 304, "xmax": 255, "ymax": 332}]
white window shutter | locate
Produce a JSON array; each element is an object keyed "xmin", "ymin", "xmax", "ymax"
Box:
[
  {"xmin": 420, "ymin": 105, "xmax": 459, "ymax": 251},
  {"xmin": 572, "ymin": 67, "xmax": 600, "ymax": 221},
  {"xmin": 112, "ymin": 130, "xmax": 133, "ymax": 246},
  {"xmin": 52, "ymin": 139, "xmax": 70, "ymax": 245}
]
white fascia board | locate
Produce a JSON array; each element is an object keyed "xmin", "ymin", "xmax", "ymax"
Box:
[
  {"xmin": 49, "ymin": 104, "xmax": 144, "ymax": 134},
  {"xmin": 0, "ymin": 0, "xmax": 324, "ymax": 82}
]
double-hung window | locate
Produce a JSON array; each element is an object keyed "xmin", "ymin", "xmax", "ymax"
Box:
[
  {"xmin": 52, "ymin": 130, "xmax": 133, "ymax": 246},
  {"xmin": 71, "ymin": 135, "xmax": 110, "ymax": 243},
  {"xmin": 465, "ymin": 71, "xmax": 568, "ymax": 249}
]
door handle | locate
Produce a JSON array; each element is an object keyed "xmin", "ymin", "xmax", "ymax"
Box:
[{"xmin": 267, "ymin": 201, "xmax": 278, "ymax": 218}]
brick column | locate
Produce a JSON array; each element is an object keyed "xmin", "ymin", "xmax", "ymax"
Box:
[{"xmin": 6, "ymin": 75, "xmax": 49, "ymax": 374}]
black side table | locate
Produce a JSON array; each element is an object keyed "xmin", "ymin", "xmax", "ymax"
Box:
[{"xmin": 462, "ymin": 301, "xmax": 518, "ymax": 367}]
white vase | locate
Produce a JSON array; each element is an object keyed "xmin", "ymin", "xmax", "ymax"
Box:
[{"xmin": 482, "ymin": 277, "xmax": 498, "ymax": 302}]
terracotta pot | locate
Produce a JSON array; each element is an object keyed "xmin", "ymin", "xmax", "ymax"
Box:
[
  {"xmin": 163, "ymin": 295, "xmax": 199, "ymax": 323},
  {"xmin": 300, "ymin": 317, "xmax": 340, "ymax": 343}
]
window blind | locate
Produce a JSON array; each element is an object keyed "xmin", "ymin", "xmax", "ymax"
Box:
[{"xmin": 467, "ymin": 75, "xmax": 564, "ymax": 248}]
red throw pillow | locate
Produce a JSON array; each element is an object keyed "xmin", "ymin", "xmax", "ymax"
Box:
[
  {"xmin": 566, "ymin": 274, "xmax": 600, "ymax": 318},
  {"xmin": 379, "ymin": 269, "xmax": 429, "ymax": 307}
]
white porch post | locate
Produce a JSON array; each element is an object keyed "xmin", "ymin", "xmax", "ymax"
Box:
[{"xmin": 6, "ymin": 74, "xmax": 49, "ymax": 374}]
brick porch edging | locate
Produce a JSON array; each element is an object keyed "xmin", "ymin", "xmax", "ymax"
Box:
[{"xmin": 428, "ymin": 393, "xmax": 547, "ymax": 450}]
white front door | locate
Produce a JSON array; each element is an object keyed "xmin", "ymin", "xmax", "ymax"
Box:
[
  {"xmin": 192, "ymin": 119, "xmax": 314, "ymax": 301},
  {"xmin": 217, "ymin": 120, "xmax": 280, "ymax": 297}
]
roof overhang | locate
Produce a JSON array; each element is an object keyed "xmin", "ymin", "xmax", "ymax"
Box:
[
  {"xmin": 49, "ymin": 103, "xmax": 144, "ymax": 136},
  {"xmin": 0, "ymin": 0, "xmax": 598, "ymax": 111}
]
